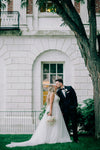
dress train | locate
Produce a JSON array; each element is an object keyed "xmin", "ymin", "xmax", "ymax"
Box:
[{"xmin": 6, "ymin": 95, "xmax": 72, "ymax": 147}]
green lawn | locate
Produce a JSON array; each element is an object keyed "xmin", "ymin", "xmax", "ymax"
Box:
[{"xmin": 0, "ymin": 134, "xmax": 100, "ymax": 150}]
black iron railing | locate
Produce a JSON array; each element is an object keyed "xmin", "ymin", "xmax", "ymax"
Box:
[
  {"xmin": 0, "ymin": 111, "xmax": 41, "ymax": 134},
  {"xmin": 0, "ymin": 11, "xmax": 20, "ymax": 30}
]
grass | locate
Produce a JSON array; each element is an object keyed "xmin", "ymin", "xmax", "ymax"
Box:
[{"xmin": 0, "ymin": 134, "xmax": 100, "ymax": 150}]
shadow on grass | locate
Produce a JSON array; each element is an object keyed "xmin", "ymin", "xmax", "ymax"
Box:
[{"xmin": 0, "ymin": 135, "xmax": 100, "ymax": 150}]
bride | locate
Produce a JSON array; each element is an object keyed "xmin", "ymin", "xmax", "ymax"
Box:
[{"xmin": 6, "ymin": 86, "xmax": 72, "ymax": 147}]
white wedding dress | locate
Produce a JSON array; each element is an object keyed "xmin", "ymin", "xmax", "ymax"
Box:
[{"xmin": 6, "ymin": 94, "xmax": 71, "ymax": 147}]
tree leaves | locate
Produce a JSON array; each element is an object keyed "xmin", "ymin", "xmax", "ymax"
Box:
[
  {"xmin": 0, "ymin": 0, "xmax": 10, "ymax": 9},
  {"xmin": 21, "ymin": 0, "xmax": 28, "ymax": 8}
]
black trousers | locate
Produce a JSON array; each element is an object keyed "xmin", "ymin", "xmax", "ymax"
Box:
[{"xmin": 63, "ymin": 108, "xmax": 78, "ymax": 142}]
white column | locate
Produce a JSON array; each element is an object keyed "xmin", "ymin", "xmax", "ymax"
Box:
[
  {"xmin": 33, "ymin": 0, "xmax": 38, "ymax": 31},
  {"xmin": 26, "ymin": 14, "xmax": 33, "ymax": 30},
  {"xmin": 13, "ymin": 0, "xmax": 27, "ymax": 30}
]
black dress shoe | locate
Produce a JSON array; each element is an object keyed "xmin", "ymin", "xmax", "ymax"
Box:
[{"xmin": 73, "ymin": 140, "xmax": 79, "ymax": 143}]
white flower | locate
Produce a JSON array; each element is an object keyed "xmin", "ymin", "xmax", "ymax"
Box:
[
  {"xmin": 46, "ymin": 116, "xmax": 56, "ymax": 125},
  {"xmin": 65, "ymin": 89, "xmax": 70, "ymax": 93},
  {"xmin": 65, "ymin": 89, "xmax": 68, "ymax": 92}
]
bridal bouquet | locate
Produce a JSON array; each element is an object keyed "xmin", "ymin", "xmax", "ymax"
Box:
[{"xmin": 46, "ymin": 112, "xmax": 56, "ymax": 125}]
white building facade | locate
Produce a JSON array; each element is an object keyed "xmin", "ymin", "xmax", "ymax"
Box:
[{"xmin": 0, "ymin": 0, "xmax": 100, "ymax": 133}]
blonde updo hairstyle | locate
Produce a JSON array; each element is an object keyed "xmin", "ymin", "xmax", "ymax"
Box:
[{"xmin": 46, "ymin": 86, "xmax": 55, "ymax": 105}]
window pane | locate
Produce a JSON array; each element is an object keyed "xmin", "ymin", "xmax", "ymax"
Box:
[
  {"xmin": 50, "ymin": 74, "xmax": 56, "ymax": 84},
  {"xmin": 40, "ymin": 1, "xmax": 56, "ymax": 13},
  {"xmin": 47, "ymin": 2, "xmax": 53, "ymax": 12},
  {"xmin": 43, "ymin": 85, "xmax": 48, "ymax": 105},
  {"xmin": 43, "ymin": 74, "xmax": 49, "ymax": 84},
  {"xmin": 40, "ymin": 7, "xmax": 46, "ymax": 12},
  {"xmin": 57, "ymin": 64, "xmax": 63, "ymax": 73},
  {"xmin": 50, "ymin": 64, "xmax": 56, "ymax": 73},
  {"xmin": 43, "ymin": 95, "xmax": 47, "ymax": 105},
  {"xmin": 57, "ymin": 74, "xmax": 63, "ymax": 80},
  {"xmin": 43, "ymin": 64, "xmax": 49, "ymax": 73}
]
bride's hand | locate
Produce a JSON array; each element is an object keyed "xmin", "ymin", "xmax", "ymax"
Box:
[{"xmin": 48, "ymin": 112, "xmax": 52, "ymax": 116}]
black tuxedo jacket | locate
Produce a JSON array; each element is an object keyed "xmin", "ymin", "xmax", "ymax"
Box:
[{"xmin": 57, "ymin": 86, "xmax": 78, "ymax": 113}]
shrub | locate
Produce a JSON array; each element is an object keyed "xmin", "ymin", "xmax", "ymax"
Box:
[{"xmin": 78, "ymin": 99, "xmax": 95, "ymax": 135}]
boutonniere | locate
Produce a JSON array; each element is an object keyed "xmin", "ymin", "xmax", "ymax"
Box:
[
  {"xmin": 65, "ymin": 89, "xmax": 70, "ymax": 93},
  {"xmin": 65, "ymin": 89, "xmax": 68, "ymax": 92}
]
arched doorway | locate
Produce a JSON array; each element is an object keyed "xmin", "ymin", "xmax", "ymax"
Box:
[{"xmin": 32, "ymin": 50, "xmax": 74, "ymax": 111}]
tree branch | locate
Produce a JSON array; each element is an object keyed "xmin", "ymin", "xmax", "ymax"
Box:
[
  {"xmin": 52, "ymin": 0, "xmax": 90, "ymax": 59},
  {"xmin": 61, "ymin": 0, "xmax": 86, "ymax": 34}
]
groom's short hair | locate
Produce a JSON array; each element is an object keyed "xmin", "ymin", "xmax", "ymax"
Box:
[{"xmin": 55, "ymin": 79, "xmax": 63, "ymax": 84}]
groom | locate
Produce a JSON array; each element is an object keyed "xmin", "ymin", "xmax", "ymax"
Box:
[{"xmin": 55, "ymin": 79, "xmax": 79, "ymax": 143}]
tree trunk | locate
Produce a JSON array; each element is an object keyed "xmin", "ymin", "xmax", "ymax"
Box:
[
  {"xmin": 92, "ymin": 71, "xmax": 100, "ymax": 138},
  {"xmin": 87, "ymin": 59, "xmax": 100, "ymax": 138}
]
